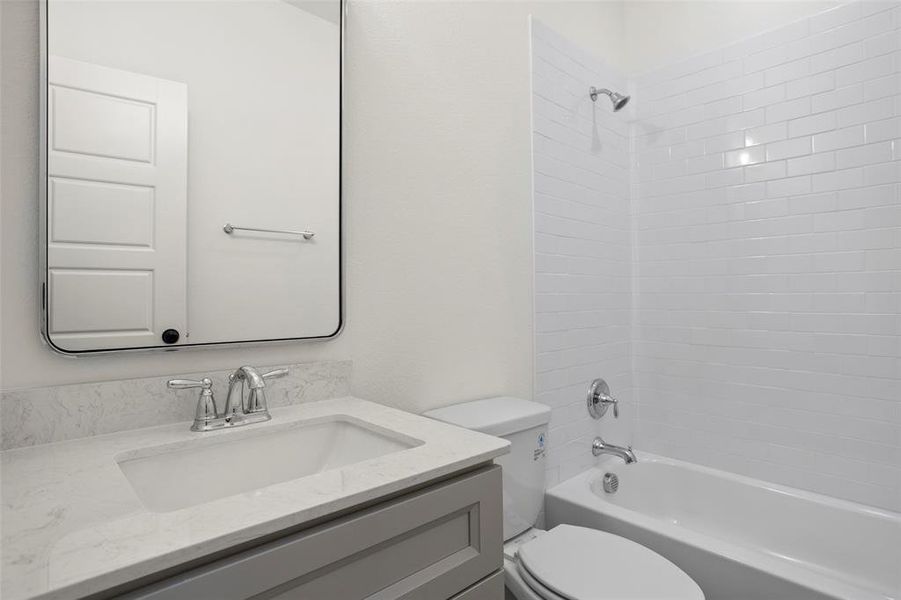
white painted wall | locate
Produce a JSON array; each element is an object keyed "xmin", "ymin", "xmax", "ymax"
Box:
[
  {"xmin": 0, "ymin": 0, "xmax": 624, "ymax": 414},
  {"xmin": 631, "ymin": 0, "xmax": 901, "ymax": 510},
  {"xmin": 531, "ymin": 20, "xmax": 634, "ymax": 487}
]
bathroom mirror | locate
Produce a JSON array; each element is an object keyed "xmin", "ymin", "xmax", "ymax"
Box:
[{"xmin": 39, "ymin": 0, "xmax": 342, "ymax": 353}]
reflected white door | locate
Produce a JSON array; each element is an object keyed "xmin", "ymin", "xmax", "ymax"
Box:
[{"xmin": 47, "ymin": 56, "xmax": 188, "ymax": 351}]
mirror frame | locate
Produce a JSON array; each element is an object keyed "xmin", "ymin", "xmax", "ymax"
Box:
[{"xmin": 38, "ymin": 0, "xmax": 344, "ymax": 354}]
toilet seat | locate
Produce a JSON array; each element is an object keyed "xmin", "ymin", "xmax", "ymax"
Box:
[
  {"xmin": 515, "ymin": 525, "xmax": 704, "ymax": 600},
  {"xmin": 515, "ymin": 555, "xmax": 567, "ymax": 600}
]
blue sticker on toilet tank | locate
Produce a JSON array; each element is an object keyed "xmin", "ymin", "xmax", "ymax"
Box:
[{"xmin": 534, "ymin": 433, "xmax": 546, "ymax": 460}]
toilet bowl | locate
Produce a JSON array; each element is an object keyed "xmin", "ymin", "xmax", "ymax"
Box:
[
  {"xmin": 503, "ymin": 526, "xmax": 703, "ymax": 600},
  {"xmin": 425, "ymin": 397, "xmax": 704, "ymax": 600}
]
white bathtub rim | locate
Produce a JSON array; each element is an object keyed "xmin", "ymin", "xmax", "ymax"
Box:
[
  {"xmin": 601, "ymin": 451, "xmax": 898, "ymax": 520},
  {"xmin": 548, "ymin": 468, "xmax": 892, "ymax": 600},
  {"xmin": 547, "ymin": 453, "xmax": 899, "ymax": 600}
]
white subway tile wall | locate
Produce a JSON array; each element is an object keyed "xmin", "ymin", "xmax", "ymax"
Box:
[
  {"xmin": 531, "ymin": 20, "xmax": 634, "ymax": 487},
  {"xmin": 532, "ymin": 1, "xmax": 900, "ymax": 511},
  {"xmin": 632, "ymin": 1, "xmax": 900, "ymax": 510}
]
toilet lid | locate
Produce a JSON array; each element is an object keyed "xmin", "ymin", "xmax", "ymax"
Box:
[{"xmin": 517, "ymin": 525, "xmax": 704, "ymax": 600}]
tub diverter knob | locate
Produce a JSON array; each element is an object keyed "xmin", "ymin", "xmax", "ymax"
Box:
[{"xmin": 587, "ymin": 378, "xmax": 618, "ymax": 419}]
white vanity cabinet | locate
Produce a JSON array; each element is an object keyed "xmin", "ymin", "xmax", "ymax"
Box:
[{"xmin": 118, "ymin": 466, "xmax": 503, "ymax": 600}]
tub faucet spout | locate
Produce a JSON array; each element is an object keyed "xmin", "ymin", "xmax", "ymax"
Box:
[{"xmin": 592, "ymin": 436, "xmax": 637, "ymax": 464}]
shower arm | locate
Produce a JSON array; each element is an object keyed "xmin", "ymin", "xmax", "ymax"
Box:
[{"xmin": 589, "ymin": 86, "xmax": 612, "ymax": 101}]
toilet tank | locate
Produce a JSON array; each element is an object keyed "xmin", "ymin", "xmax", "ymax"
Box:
[{"xmin": 424, "ymin": 397, "xmax": 550, "ymax": 541}]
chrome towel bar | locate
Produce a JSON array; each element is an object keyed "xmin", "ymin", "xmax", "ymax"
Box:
[{"xmin": 223, "ymin": 223, "xmax": 315, "ymax": 240}]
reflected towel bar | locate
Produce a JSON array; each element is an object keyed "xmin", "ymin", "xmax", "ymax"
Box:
[{"xmin": 223, "ymin": 223, "xmax": 315, "ymax": 240}]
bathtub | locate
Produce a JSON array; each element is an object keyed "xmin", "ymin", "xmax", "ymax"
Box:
[{"xmin": 545, "ymin": 452, "xmax": 900, "ymax": 600}]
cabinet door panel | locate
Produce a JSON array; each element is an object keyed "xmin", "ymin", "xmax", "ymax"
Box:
[
  {"xmin": 449, "ymin": 571, "xmax": 503, "ymax": 600},
  {"xmin": 264, "ymin": 510, "xmax": 473, "ymax": 599},
  {"xmin": 122, "ymin": 466, "xmax": 502, "ymax": 600}
]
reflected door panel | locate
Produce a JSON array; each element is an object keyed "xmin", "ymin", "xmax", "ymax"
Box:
[{"xmin": 47, "ymin": 56, "xmax": 188, "ymax": 351}]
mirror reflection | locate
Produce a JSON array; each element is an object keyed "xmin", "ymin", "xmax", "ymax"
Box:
[{"xmin": 43, "ymin": 0, "xmax": 342, "ymax": 352}]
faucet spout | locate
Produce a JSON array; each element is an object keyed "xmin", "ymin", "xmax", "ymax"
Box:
[
  {"xmin": 224, "ymin": 366, "xmax": 264, "ymax": 420},
  {"xmin": 238, "ymin": 365, "xmax": 265, "ymax": 389},
  {"xmin": 223, "ymin": 366, "xmax": 288, "ymax": 422},
  {"xmin": 592, "ymin": 437, "xmax": 637, "ymax": 464}
]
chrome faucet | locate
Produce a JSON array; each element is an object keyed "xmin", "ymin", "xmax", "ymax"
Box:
[
  {"xmin": 586, "ymin": 378, "xmax": 636, "ymax": 463},
  {"xmin": 592, "ymin": 437, "xmax": 637, "ymax": 464},
  {"xmin": 168, "ymin": 366, "xmax": 288, "ymax": 432}
]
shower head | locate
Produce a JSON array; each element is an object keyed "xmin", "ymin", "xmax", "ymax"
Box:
[{"xmin": 589, "ymin": 86, "xmax": 630, "ymax": 112}]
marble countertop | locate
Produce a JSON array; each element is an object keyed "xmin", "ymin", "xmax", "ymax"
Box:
[{"xmin": 1, "ymin": 397, "xmax": 509, "ymax": 600}]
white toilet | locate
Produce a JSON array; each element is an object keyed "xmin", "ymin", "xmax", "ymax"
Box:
[{"xmin": 425, "ymin": 397, "xmax": 704, "ymax": 600}]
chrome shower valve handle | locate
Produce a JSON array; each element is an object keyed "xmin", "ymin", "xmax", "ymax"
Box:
[{"xmin": 587, "ymin": 378, "xmax": 619, "ymax": 419}]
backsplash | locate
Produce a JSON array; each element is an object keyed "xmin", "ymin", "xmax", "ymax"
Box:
[
  {"xmin": 1, "ymin": 361, "xmax": 351, "ymax": 450},
  {"xmin": 632, "ymin": 1, "xmax": 900, "ymax": 510},
  {"xmin": 531, "ymin": 20, "xmax": 634, "ymax": 487}
]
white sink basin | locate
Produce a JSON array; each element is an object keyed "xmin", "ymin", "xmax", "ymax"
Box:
[{"xmin": 116, "ymin": 416, "xmax": 422, "ymax": 512}]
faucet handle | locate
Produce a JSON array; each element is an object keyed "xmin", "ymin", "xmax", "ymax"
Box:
[
  {"xmin": 587, "ymin": 378, "xmax": 619, "ymax": 419},
  {"xmin": 261, "ymin": 368, "xmax": 288, "ymax": 381},
  {"xmin": 168, "ymin": 378, "xmax": 212, "ymax": 390},
  {"xmin": 168, "ymin": 378, "xmax": 219, "ymax": 431}
]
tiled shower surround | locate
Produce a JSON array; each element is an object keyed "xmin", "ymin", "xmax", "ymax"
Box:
[
  {"xmin": 531, "ymin": 20, "xmax": 634, "ymax": 487},
  {"xmin": 532, "ymin": 1, "xmax": 900, "ymax": 510}
]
